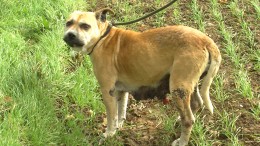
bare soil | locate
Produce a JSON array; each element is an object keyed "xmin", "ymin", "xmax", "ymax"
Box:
[{"xmin": 74, "ymin": 0, "xmax": 260, "ymax": 145}]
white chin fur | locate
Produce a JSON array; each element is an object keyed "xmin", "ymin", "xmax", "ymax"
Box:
[
  {"xmin": 70, "ymin": 47, "xmax": 89, "ymax": 54},
  {"xmin": 81, "ymin": 47, "xmax": 90, "ymax": 54},
  {"xmin": 71, "ymin": 47, "xmax": 83, "ymax": 52}
]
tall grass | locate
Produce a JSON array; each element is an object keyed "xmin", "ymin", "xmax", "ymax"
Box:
[{"xmin": 0, "ymin": 0, "xmax": 103, "ymax": 145}]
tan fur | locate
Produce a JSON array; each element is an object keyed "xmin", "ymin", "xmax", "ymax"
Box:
[{"xmin": 63, "ymin": 9, "xmax": 221, "ymax": 146}]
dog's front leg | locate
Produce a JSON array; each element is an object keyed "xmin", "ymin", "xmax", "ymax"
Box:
[
  {"xmin": 102, "ymin": 88, "xmax": 118, "ymax": 138},
  {"xmin": 117, "ymin": 91, "xmax": 129, "ymax": 128}
]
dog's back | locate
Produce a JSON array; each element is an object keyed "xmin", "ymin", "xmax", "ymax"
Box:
[{"xmin": 113, "ymin": 25, "xmax": 220, "ymax": 86}]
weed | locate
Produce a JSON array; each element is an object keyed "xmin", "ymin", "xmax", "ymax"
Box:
[
  {"xmin": 171, "ymin": 1, "xmax": 181, "ymax": 24},
  {"xmin": 235, "ymin": 70, "xmax": 254, "ymax": 99},
  {"xmin": 217, "ymin": 111, "xmax": 242, "ymax": 146},
  {"xmin": 190, "ymin": 115, "xmax": 213, "ymax": 146},
  {"xmin": 252, "ymin": 49, "xmax": 260, "ymax": 72},
  {"xmin": 213, "ymin": 74, "xmax": 229, "ymax": 102},
  {"xmin": 229, "ymin": 0, "xmax": 255, "ymax": 48},
  {"xmin": 210, "ymin": 0, "xmax": 254, "ymax": 99},
  {"xmin": 190, "ymin": 0, "xmax": 205, "ymax": 32},
  {"xmin": 251, "ymin": 0, "xmax": 260, "ymax": 19},
  {"xmin": 251, "ymin": 102, "xmax": 260, "ymax": 120}
]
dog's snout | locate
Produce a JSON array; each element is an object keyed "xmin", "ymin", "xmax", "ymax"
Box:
[
  {"xmin": 64, "ymin": 32, "xmax": 77, "ymax": 42},
  {"xmin": 63, "ymin": 32, "xmax": 84, "ymax": 48},
  {"xmin": 67, "ymin": 32, "xmax": 76, "ymax": 40}
]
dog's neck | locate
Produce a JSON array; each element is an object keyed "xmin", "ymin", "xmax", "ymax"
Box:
[{"xmin": 86, "ymin": 23, "xmax": 113, "ymax": 55}]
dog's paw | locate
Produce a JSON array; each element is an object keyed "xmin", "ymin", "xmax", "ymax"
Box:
[
  {"xmin": 172, "ymin": 138, "xmax": 180, "ymax": 146},
  {"xmin": 172, "ymin": 138, "xmax": 188, "ymax": 146},
  {"xmin": 118, "ymin": 118, "xmax": 125, "ymax": 129},
  {"xmin": 103, "ymin": 130, "xmax": 116, "ymax": 138},
  {"xmin": 176, "ymin": 116, "xmax": 181, "ymax": 122},
  {"xmin": 98, "ymin": 136, "xmax": 106, "ymax": 145},
  {"xmin": 99, "ymin": 130, "xmax": 117, "ymax": 145}
]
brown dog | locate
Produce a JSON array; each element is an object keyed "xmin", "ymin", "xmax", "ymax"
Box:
[{"xmin": 63, "ymin": 8, "xmax": 221, "ymax": 146}]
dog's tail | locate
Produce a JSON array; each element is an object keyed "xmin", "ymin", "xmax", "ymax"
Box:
[{"xmin": 199, "ymin": 42, "xmax": 221, "ymax": 114}]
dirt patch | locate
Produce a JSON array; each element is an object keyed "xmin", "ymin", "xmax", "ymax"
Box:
[{"xmin": 75, "ymin": 0, "xmax": 260, "ymax": 145}]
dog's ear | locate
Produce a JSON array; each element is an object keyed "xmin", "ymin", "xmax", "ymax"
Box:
[{"xmin": 95, "ymin": 8, "xmax": 114, "ymax": 22}]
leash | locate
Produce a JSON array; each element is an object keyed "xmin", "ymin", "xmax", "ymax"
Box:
[
  {"xmin": 112, "ymin": 0, "xmax": 178, "ymax": 26},
  {"xmin": 87, "ymin": 0, "xmax": 178, "ymax": 55}
]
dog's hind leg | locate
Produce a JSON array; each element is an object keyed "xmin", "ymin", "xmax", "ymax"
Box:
[
  {"xmin": 117, "ymin": 91, "xmax": 129, "ymax": 128},
  {"xmin": 190, "ymin": 84, "xmax": 203, "ymax": 114},
  {"xmin": 176, "ymin": 84, "xmax": 203, "ymax": 122},
  {"xmin": 170, "ymin": 83, "xmax": 194, "ymax": 146},
  {"xmin": 170, "ymin": 55, "xmax": 207, "ymax": 146}
]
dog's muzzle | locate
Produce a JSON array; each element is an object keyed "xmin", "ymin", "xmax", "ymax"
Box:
[{"xmin": 63, "ymin": 32, "xmax": 84, "ymax": 48}]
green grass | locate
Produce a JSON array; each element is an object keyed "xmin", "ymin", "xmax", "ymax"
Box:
[
  {"xmin": 251, "ymin": 102, "xmax": 260, "ymax": 120},
  {"xmin": 210, "ymin": 0, "xmax": 254, "ymax": 99},
  {"xmin": 190, "ymin": 115, "xmax": 213, "ymax": 146},
  {"xmin": 217, "ymin": 111, "xmax": 242, "ymax": 146},
  {"xmin": 213, "ymin": 74, "xmax": 229, "ymax": 102},
  {"xmin": 228, "ymin": 0, "xmax": 260, "ymax": 74},
  {"xmin": 0, "ymin": 0, "xmax": 259, "ymax": 145},
  {"xmin": 190, "ymin": 0, "xmax": 205, "ymax": 32},
  {"xmin": 251, "ymin": 0, "xmax": 260, "ymax": 19},
  {"xmin": 171, "ymin": 1, "xmax": 181, "ymax": 24},
  {"xmin": 229, "ymin": 0, "xmax": 255, "ymax": 48},
  {"xmin": 0, "ymin": 0, "xmax": 102, "ymax": 145}
]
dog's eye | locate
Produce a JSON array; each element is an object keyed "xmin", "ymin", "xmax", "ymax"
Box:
[
  {"xmin": 66, "ymin": 20, "xmax": 73, "ymax": 27},
  {"xmin": 80, "ymin": 23, "xmax": 91, "ymax": 30}
]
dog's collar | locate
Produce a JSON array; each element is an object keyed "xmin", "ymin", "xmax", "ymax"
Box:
[{"xmin": 87, "ymin": 23, "xmax": 112, "ymax": 55}]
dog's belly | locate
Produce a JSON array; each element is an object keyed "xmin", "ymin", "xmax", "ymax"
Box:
[
  {"xmin": 115, "ymin": 74, "xmax": 170, "ymax": 100},
  {"xmin": 115, "ymin": 58, "xmax": 172, "ymax": 99},
  {"xmin": 132, "ymin": 74, "xmax": 170, "ymax": 100}
]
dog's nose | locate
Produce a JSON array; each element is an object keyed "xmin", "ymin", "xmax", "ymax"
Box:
[
  {"xmin": 67, "ymin": 32, "xmax": 76, "ymax": 40},
  {"xmin": 63, "ymin": 32, "xmax": 84, "ymax": 47},
  {"xmin": 63, "ymin": 32, "xmax": 76, "ymax": 44}
]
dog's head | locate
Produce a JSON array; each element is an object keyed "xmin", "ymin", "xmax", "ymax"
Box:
[{"xmin": 63, "ymin": 8, "xmax": 114, "ymax": 52}]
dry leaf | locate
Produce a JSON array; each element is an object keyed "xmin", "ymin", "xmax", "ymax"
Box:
[
  {"xmin": 65, "ymin": 114, "xmax": 75, "ymax": 120},
  {"xmin": 219, "ymin": 0, "xmax": 228, "ymax": 4},
  {"xmin": 102, "ymin": 117, "xmax": 107, "ymax": 126}
]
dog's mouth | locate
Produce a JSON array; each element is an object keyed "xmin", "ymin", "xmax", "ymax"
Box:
[
  {"xmin": 65, "ymin": 40, "xmax": 84, "ymax": 48},
  {"xmin": 63, "ymin": 33, "xmax": 84, "ymax": 48},
  {"xmin": 63, "ymin": 38, "xmax": 84, "ymax": 48}
]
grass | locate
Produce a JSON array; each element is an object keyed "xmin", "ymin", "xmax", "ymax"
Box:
[
  {"xmin": 251, "ymin": 102, "xmax": 260, "ymax": 120},
  {"xmin": 213, "ymin": 74, "xmax": 229, "ymax": 102},
  {"xmin": 0, "ymin": 0, "xmax": 259, "ymax": 145},
  {"xmin": 190, "ymin": 115, "xmax": 213, "ymax": 146},
  {"xmin": 217, "ymin": 111, "xmax": 242, "ymax": 146},
  {"xmin": 171, "ymin": 1, "xmax": 181, "ymax": 24},
  {"xmin": 228, "ymin": 0, "xmax": 260, "ymax": 73},
  {"xmin": 0, "ymin": 0, "xmax": 102, "ymax": 145},
  {"xmin": 251, "ymin": 0, "xmax": 260, "ymax": 19},
  {"xmin": 190, "ymin": 0, "xmax": 205, "ymax": 32},
  {"xmin": 210, "ymin": 0, "xmax": 254, "ymax": 99},
  {"xmin": 229, "ymin": 0, "xmax": 255, "ymax": 48}
]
